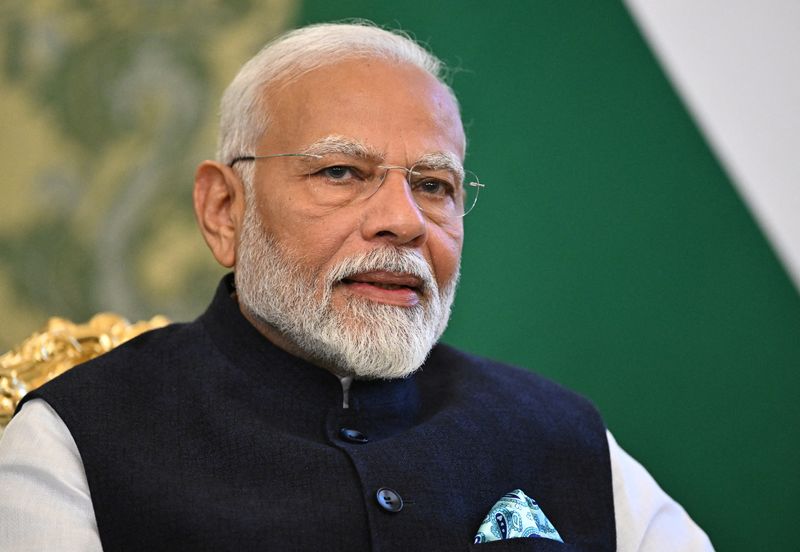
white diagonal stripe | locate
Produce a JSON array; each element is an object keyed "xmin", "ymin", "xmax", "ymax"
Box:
[{"xmin": 625, "ymin": 0, "xmax": 800, "ymax": 293}]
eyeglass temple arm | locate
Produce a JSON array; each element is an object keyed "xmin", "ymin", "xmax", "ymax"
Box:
[
  {"xmin": 228, "ymin": 156, "xmax": 254, "ymax": 167},
  {"xmin": 228, "ymin": 152, "xmax": 323, "ymax": 168}
]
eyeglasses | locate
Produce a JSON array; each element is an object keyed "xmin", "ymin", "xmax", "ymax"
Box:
[{"xmin": 229, "ymin": 152, "xmax": 484, "ymax": 219}]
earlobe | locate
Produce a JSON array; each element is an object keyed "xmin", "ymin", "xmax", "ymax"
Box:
[{"xmin": 193, "ymin": 161, "xmax": 244, "ymax": 268}]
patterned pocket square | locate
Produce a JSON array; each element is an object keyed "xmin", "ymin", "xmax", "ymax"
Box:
[{"xmin": 473, "ymin": 489, "xmax": 563, "ymax": 544}]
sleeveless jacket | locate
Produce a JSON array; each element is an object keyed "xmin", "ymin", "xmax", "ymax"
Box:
[{"xmin": 20, "ymin": 276, "xmax": 616, "ymax": 551}]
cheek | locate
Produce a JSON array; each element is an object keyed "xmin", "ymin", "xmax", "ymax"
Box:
[
  {"xmin": 275, "ymin": 215, "xmax": 359, "ymax": 275},
  {"xmin": 428, "ymin": 227, "xmax": 463, "ymax": 288}
]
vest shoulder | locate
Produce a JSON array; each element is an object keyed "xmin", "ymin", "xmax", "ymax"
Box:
[
  {"xmin": 22, "ymin": 320, "xmax": 210, "ymax": 404},
  {"xmin": 427, "ymin": 343, "xmax": 604, "ymax": 423}
]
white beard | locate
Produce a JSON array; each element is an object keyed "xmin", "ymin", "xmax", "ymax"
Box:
[{"xmin": 234, "ymin": 202, "xmax": 459, "ymax": 379}]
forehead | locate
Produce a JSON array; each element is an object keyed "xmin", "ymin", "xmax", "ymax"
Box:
[{"xmin": 260, "ymin": 57, "xmax": 466, "ymax": 161}]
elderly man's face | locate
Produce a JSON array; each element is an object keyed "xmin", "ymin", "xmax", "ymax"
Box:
[{"xmin": 233, "ymin": 58, "xmax": 466, "ymax": 377}]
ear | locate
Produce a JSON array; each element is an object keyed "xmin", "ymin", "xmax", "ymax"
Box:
[{"xmin": 193, "ymin": 160, "xmax": 245, "ymax": 268}]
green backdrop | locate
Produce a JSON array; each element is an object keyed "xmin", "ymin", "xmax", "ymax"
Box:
[{"xmin": 2, "ymin": 1, "xmax": 798, "ymax": 549}]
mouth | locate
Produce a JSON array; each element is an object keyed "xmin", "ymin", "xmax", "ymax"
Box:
[{"xmin": 338, "ymin": 271, "xmax": 424, "ymax": 307}]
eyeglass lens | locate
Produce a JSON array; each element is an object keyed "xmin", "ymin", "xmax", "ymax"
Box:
[{"xmin": 294, "ymin": 154, "xmax": 481, "ymax": 219}]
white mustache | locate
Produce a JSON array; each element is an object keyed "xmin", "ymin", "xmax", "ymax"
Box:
[{"xmin": 324, "ymin": 248, "xmax": 436, "ymax": 295}]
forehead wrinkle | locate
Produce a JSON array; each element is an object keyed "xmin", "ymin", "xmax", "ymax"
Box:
[
  {"xmin": 413, "ymin": 151, "xmax": 465, "ymax": 182},
  {"xmin": 300, "ymin": 135, "xmax": 385, "ymax": 161}
]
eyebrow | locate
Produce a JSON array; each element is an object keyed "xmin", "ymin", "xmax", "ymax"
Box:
[
  {"xmin": 412, "ymin": 151, "xmax": 465, "ymax": 183},
  {"xmin": 300, "ymin": 135, "xmax": 384, "ymax": 161},
  {"xmin": 299, "ymin": 134, "xmax": 465, "ymax": 181}
]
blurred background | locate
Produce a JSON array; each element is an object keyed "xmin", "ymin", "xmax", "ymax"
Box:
[{"xmin": 1, "ymin": 1, "xmax": 798, "ymax": 549}]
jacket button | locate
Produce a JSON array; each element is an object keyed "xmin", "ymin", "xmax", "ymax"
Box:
[
  {"xmin": 376, "ymin": 487, "xmax": 403, "ymax": 513},
  {"xmin": 339, "ymin": 427, "xmax": 369, "ymax": 444}
]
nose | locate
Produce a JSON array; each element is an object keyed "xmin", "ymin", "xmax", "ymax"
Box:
[{"xmin": 359, "ymin": 168, "xmax": 427, "ymax": 247}]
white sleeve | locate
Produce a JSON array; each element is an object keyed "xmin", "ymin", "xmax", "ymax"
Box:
[
  {"xmin": 0, "ymin": 398, "xmax": 102, "ymax": 552},
  {"xmin": 608, "ymin": 430, "xmax": 714, "ymax": 551}
]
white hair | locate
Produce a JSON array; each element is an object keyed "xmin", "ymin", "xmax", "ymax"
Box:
[{"xmin": 216, "ymin": 21, "xmax": 456, "ymax": 182}]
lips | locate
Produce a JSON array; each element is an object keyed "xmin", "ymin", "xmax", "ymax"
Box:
[
  {"xmin": 342, "ymin": 271, "xmax": 423, "ymax": 290},
  {"xmin": 339, "ymin": 271, "xmax": 424, "ymax": 306}
]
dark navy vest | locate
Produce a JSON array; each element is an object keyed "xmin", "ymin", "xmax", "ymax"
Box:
[{"xmin": 21, "ymin": 276, "xmax": 615, "ymax": 551}]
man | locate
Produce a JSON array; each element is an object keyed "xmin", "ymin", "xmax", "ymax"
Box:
[{"xmin": 0, "ymin": 22, "xmax": 712, "ymax": 551}]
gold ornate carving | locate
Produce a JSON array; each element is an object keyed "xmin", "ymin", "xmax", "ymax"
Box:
[{"xmin": 0, "ymin": 314, "xmax": 169, "ymax": 429}]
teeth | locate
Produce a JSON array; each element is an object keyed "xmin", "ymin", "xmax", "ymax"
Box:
[
  {"xmin": 372, "ymin": 283, "xmax": 403, "ymax": 290},
  {"xmin": 341, "ymin": 279, "xmax": 412, "ymax": 291}
]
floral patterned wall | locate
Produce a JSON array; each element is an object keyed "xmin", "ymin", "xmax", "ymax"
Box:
[{"xmin": 0, "ymin": 0, "xmax": 298, "ymax": 349}]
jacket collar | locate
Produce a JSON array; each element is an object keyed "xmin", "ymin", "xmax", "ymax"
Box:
[{"xmin": 198, "ymin": 274, "xmax": 421, "ymax": 416}]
